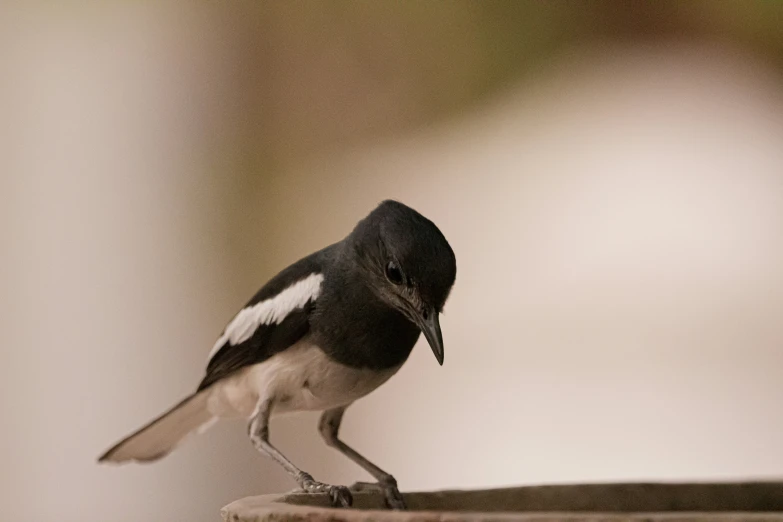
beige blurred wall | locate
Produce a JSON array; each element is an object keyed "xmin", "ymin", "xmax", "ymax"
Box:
[{"xmin": 0, "ymin": 5, "xmax": 296, "ymax": 522}]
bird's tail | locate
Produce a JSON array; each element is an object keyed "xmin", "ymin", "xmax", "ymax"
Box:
[{"xmin": 98, "ymin": 390, "xmax": 216, "ymax": 464}]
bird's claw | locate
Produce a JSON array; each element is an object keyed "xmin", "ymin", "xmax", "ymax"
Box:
[
  {"xmin": 329, "ymin": 486, "xmax": 353, "ymax": 508},
  {"xmin": 297, "ymin": 473, "xmax": 352, "ymax": 508},
  {"xmin": 382, "ymin": 484, "xmax": 407, "ymax": 510},
  {"xmin": 348, "ymin": 479, "xmax": 406, "ymax": 510}
]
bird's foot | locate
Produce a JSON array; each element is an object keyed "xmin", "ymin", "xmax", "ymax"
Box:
[
  {"xmin": 382, "ymin": 483, "xmax": 407, "ymax": 510},
  {"xmin": 296, "ymin": 472, "xmax": 353, "ymax": 508},
  {"xmin": 349, "ymin": 478, "xmax": 406, "ymax": 510}
]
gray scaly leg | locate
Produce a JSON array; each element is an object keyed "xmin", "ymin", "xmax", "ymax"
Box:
[
  {"xmin": 249, "ymin": 399, "xmax": 352, "ymax": 508},
  {"xmin": 318, "ymin": 405, "xmax": 406, "ymax": 510}
]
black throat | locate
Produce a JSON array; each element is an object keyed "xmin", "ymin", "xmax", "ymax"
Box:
[{"xmin": 310, "ymin": 256, "xmax": 421, "ymax": 370}]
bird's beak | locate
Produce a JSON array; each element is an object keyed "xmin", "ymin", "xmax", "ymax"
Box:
[{"xmin": 416, "ymin": 308, "xmax": 444, "ymax": 366}]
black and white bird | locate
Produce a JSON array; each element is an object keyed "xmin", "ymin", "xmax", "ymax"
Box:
[{"xmin": 98, "ymin": 200, "xmax": 457, "ymax": 510}]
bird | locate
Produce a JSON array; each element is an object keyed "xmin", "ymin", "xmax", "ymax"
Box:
[{"xmin": 98, "ymin": 199, "xmax": 457, "ymax": 510}]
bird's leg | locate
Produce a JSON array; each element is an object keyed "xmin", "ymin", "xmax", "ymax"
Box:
[
  {"xmin": 318, "ymin": 405, "xmax": 406, "ymax": 510},
  {"xmin": 249, "ymin": 399, "xmax": 352, "ymax": 508}
]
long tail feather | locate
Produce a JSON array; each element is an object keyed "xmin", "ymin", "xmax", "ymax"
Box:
[{"xmin": 98, "ymin": 391, "xmax": 215, "ymax": 464}]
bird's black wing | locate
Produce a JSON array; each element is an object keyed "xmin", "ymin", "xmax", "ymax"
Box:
[{"xmin": 197, "ymin": 245, "xmax": 334, "ymax": 391}]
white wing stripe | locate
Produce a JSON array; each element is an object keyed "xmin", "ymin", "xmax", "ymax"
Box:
[{"xmin": 207, "ymin": 273, "xmax": 324, "ymax": 361}]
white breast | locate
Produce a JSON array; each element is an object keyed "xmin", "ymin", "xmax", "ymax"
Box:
[{"xmin": 205, "ymin": 341, "xmax": 403, "ymax": 418}]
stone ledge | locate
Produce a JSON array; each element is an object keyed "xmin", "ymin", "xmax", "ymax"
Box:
[{"xmin": 222, "ymin": 482, "xmax": 783, "ymax": 522}]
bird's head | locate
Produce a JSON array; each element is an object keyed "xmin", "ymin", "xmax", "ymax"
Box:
[{"xmin": 347, "ymin": 200, "xmax": 457, "ymax": 365}]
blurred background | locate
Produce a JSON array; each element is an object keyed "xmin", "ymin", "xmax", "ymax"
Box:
[{"xmin": 3, "ymin": 2, "xmax": 783, "ymax": 521}]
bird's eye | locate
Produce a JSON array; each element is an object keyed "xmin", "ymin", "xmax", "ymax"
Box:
[{"xmin": 385, "ymin": 261, "xmax": 403, "ymax": 285}]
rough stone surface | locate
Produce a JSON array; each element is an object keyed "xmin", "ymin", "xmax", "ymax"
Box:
[{"xmin": 222, "ymin": 482, "xmax": 783, "ymax": 522}]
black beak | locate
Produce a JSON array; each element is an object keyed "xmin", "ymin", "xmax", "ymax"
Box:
[{"xmin": 417, "ymin": 308, "xmax": 444, "ymax": 366}]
